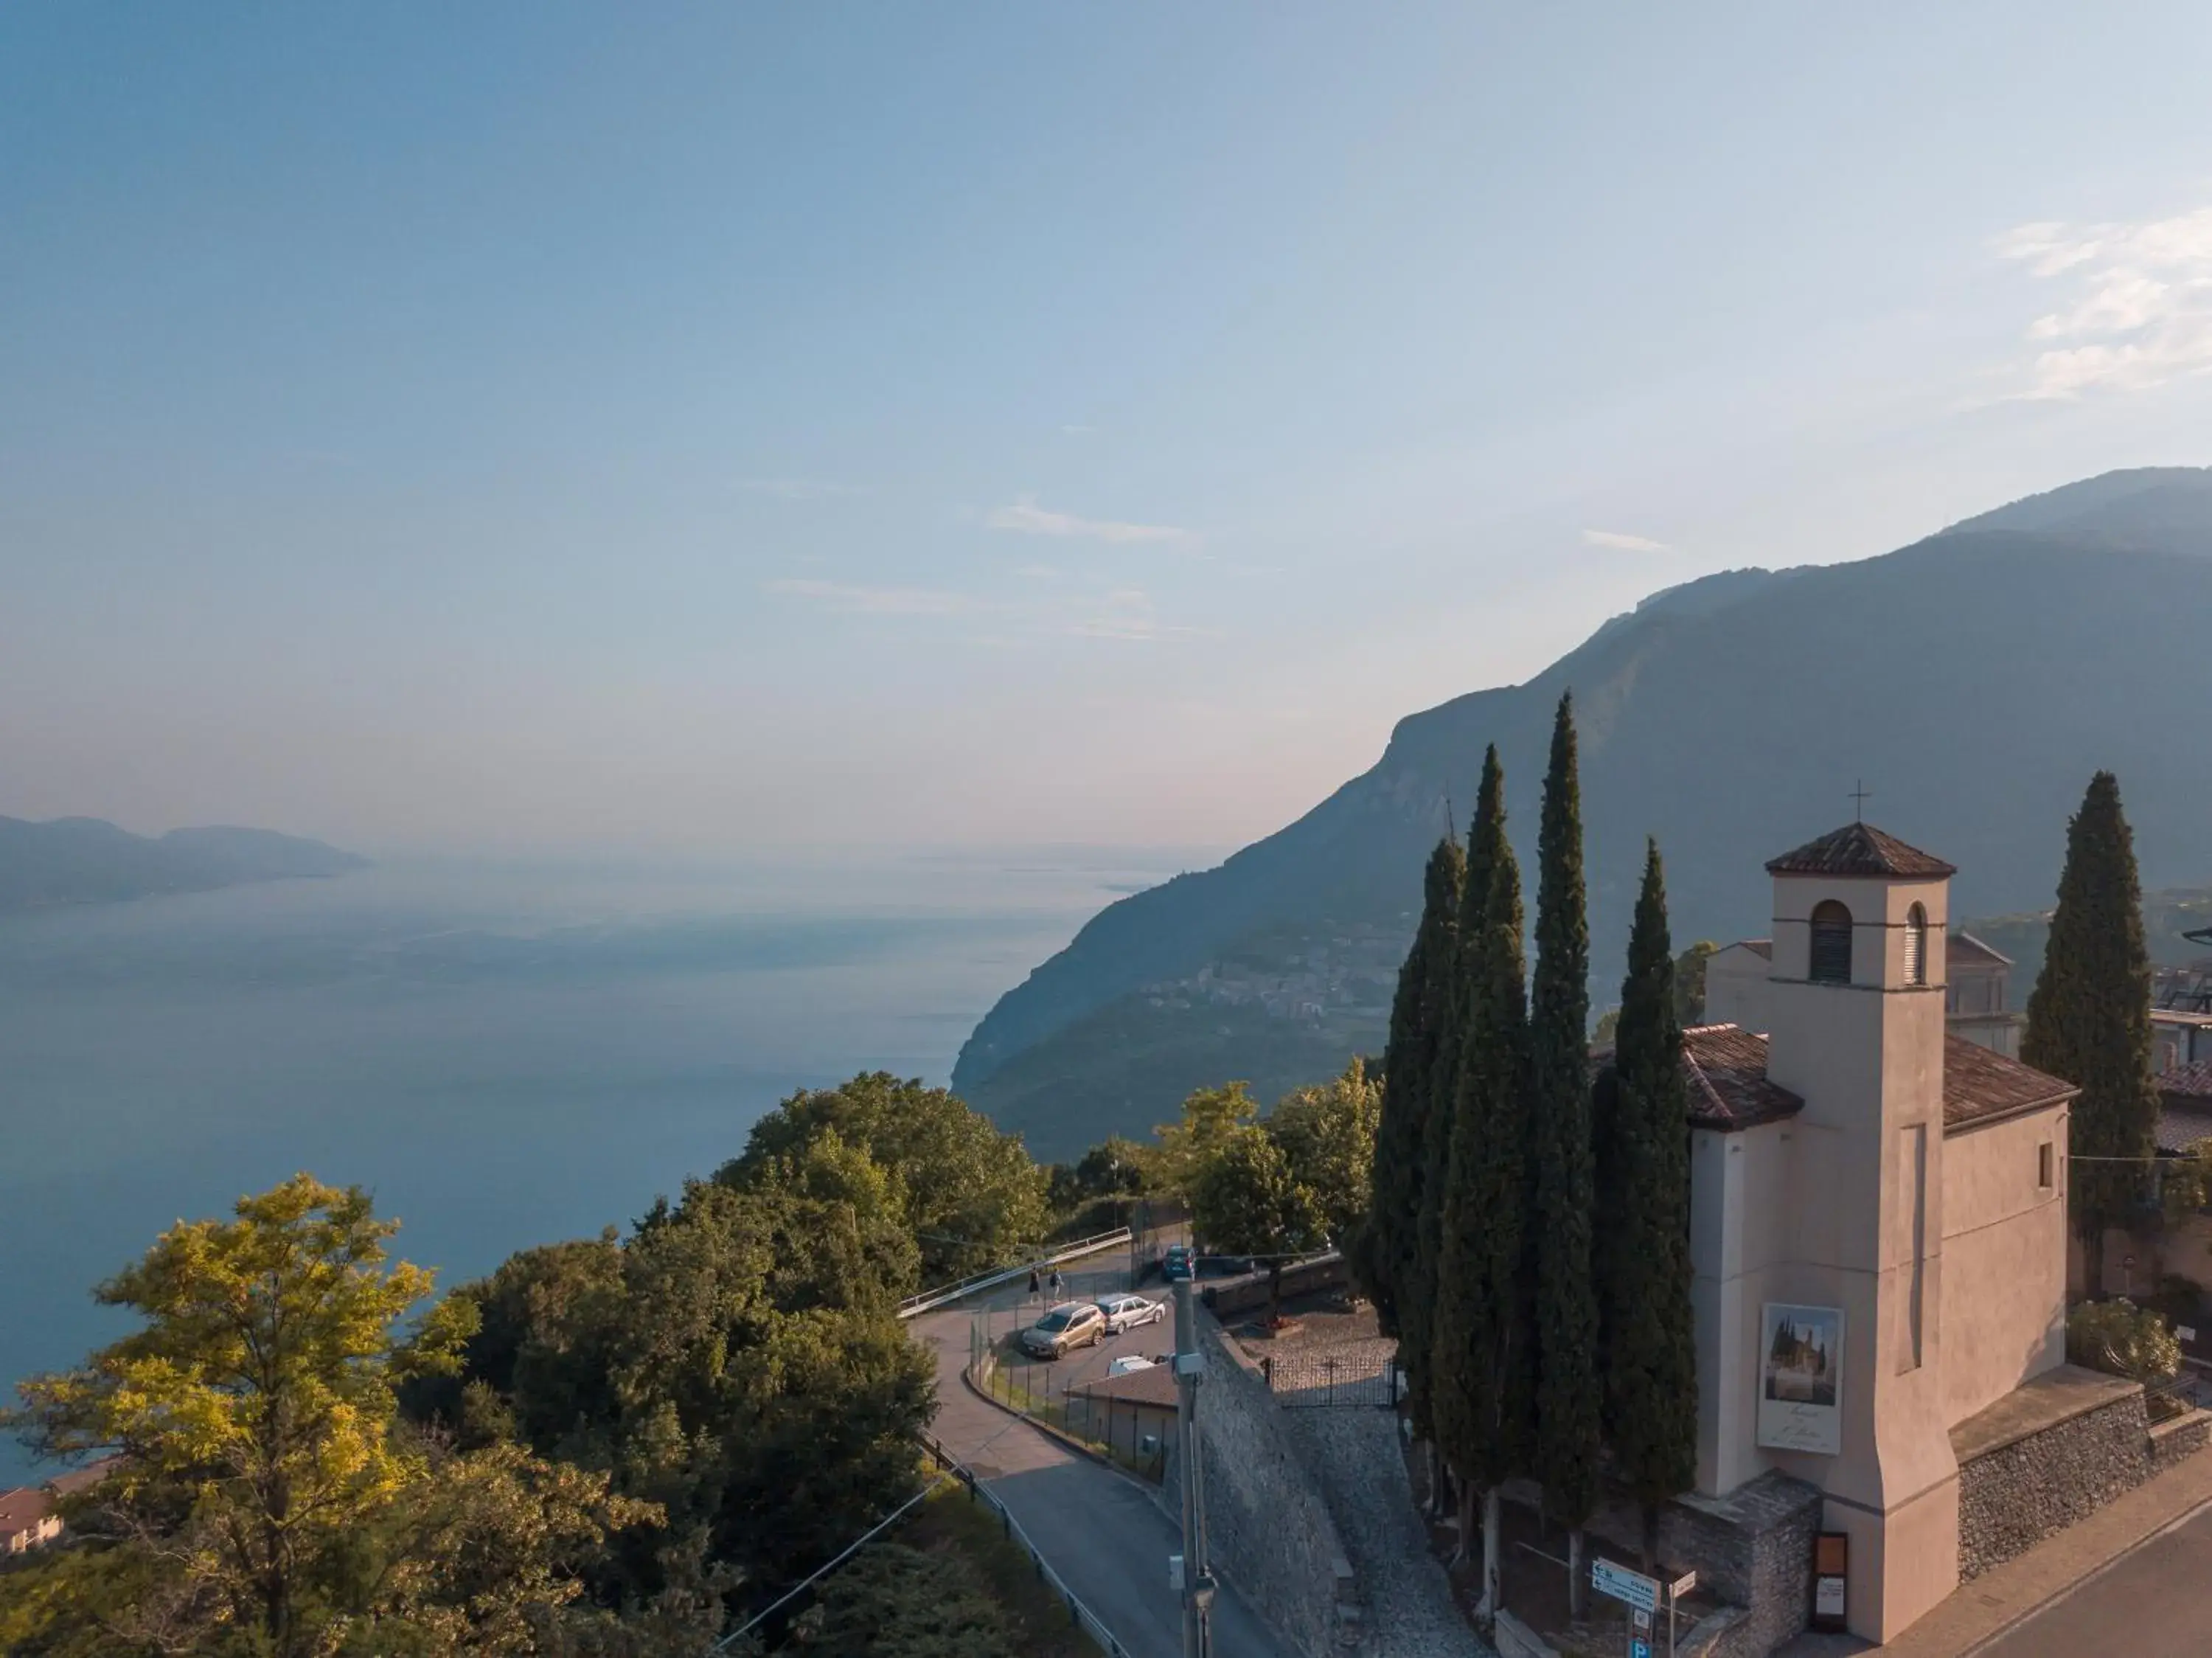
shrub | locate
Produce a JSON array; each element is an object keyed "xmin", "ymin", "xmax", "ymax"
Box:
[{"xmin": 2067, "ymin": 1296, "xmax": 2182, "ymax": 1384}]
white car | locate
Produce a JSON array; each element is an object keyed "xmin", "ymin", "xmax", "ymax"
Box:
[{"xmin": 1096, "ymin": 1293, "xmax": 1166, "ymax": 1336}]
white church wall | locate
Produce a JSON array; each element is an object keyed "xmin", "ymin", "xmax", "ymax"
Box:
[{"xmin": 1939, "ymin": 1105, "xmax": 2069, "ymax": 1428}]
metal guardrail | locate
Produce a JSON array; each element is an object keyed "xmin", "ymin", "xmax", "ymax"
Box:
[
  {"xmin": 918, "ymin": 1431, "xmax": 1138, "ymax": 1658},
  {"xmin": 897, "ymin": 1227, "xmax": 1135, "ymax": 1321}
]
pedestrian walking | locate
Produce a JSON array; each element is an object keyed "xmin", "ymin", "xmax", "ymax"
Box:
[
  {"xmin": 1048, "ymin": 1268, "xmax": 1064, "ymax": 1297},
  {"xmin": 1028, "ymin": 1267, "xmax": 1040, "ymax": 1295}
]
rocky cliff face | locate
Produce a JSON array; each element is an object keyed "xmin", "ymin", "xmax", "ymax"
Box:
[{"xmin": 956, "ymin": 469, "xmax": 2212, "ymax": 1159}]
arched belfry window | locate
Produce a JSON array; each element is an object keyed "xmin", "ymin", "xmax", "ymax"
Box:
[
  {"xmin": 1809, "ymin": 901, "xmax": 1854, "ymax": 985},
  {"xmin": 1904, "ymin": 903, "xmax": 1928, "ymax": 986}
]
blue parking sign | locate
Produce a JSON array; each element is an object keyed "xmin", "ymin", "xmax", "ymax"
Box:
[{"xmin": 1630, "ymin": 1643, "xmax": 1651, "ymax": 1658}]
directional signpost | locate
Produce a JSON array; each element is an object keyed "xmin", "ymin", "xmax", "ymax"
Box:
[
  {"xmin": 1593, "ymin": 1558, "xmax": 1700, "ymax": 1658},
  {"xmin": 1591, "ymin": 1558, "xmax": 1660, "ymax": 1614}
]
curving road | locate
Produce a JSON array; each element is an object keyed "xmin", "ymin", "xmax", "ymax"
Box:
[{"xmin": 910, "ymin": 1258, "xmax": 1294, "ymax": 1658}]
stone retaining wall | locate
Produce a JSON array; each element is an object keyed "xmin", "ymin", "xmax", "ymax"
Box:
[
  {"xmin": 1957, "ymin": 1389, "xmax": 2149, "ymax": 1580},
  {"xmin": 1157, "ymin": 1308, "xmax": 1354, "ymax": 1658},
  {"xmin": 2150, "ymin": 1407, "xmax": 2212, "ymax": 1472},
  {"xmin": 1658, "ymin": 1471, "xmax": 1823, "ymax": 1658}
]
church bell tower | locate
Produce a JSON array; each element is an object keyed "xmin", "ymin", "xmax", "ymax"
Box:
[{"xmin": 1759, "ymin": 820, "xmax": 1958, "ymax": 1641}]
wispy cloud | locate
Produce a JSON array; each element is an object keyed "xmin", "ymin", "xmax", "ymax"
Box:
[
  {"xmin": 763, "ymin": 579, "xmax": 970, "ymax": 616},
  {"xmin": 986, "ymin": 496, "xmax": 1195, "ymax": 546},
  {"xmin": 736, "ymin": 477, "xmax": 867, "ymax": 500},
  {"xmin": 1581, "ymin": 528, "xmax": 1672, "ymax": 553},
  {"xmin": 1997, "ymin": 207, "xmax": 2212, "ymax": 398}
]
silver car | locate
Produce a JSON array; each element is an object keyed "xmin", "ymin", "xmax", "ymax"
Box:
[
  {"xmin": 1021, "ymin": 1301, "xmax": 1106, "ymax": 1358},
  {"xmin": 1096, "ymin": 1292, "xmax": 1166, "ymax": 1336}
]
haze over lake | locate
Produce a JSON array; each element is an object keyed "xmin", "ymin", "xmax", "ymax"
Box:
[{"xmin": 0, "ymin": 848, "xmax": 1207, "ymax": 1482}]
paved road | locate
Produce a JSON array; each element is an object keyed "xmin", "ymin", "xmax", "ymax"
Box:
[
  {"xmin": 1976, "ymin": 1502, "xmax": 2212, "ymax": 1657},
  {"xmin": 911, "ymin": 1257, "xmax": 1293, "ymax": 1658}
]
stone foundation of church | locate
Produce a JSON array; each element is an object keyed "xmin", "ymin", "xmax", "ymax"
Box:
[
  {"xmin": 1954, "ymin": 1367, "xmax": 2153, "ymax": 1581},
  {"xmin": 1576, "ymin": 1470, "xmax": 1823, "ymax": 1658}
]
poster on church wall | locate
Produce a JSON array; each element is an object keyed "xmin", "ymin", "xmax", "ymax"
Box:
[{"xmin": 1757, "ymin": 1303, "xmax": 1844, "ymax": 1456}]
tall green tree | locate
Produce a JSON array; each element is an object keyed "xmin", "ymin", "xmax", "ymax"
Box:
[
  {"xmin": 1, "ymin": 1176, "xmax": 667, "ymax": 1658},
  {"xmin": 720, "ymin": 1073, "xmax": 1047, "ymax": 1283},
  {"xmin": 1359, "ymin": 836, "xmax": 1464, "ymax": 1357},
  {"xmin": 1400, "ymin": 834, "xmax": 1468, "ymax": 1445},
  {"xmin": 1596, "ymin": 840, "xmax": 1698, "ymax": 1570},
  {"xmin": 2023, "ymin": 771, "xmax": 2162, "ymax": 1294},
  {"xmin": 429, "ymin": 1173, "xmax": 936, "ymax": 1622},
  {"xmin": 1150, "ymin": 1081, "xmax": 1262, "ymax": 1197},
  {"xmin": 1529, "ymin": 691, "xmax": 1601, "ymax": 1612},
  {"xmin": 1430, "ymin": 768, "xmax": 1534, "ymax": 1620},
  {"xmin": 1191, "ymin": 1124, "xmax": 1326, "ymax": 1325},
  {"xmin": 1270, "ymin": 1058, "xmax": 1382, "ymax": 1244}
]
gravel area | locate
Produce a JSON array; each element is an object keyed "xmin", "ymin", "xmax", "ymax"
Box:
[{"xmin": 1281, "ymin": 1407, "xmax": 1495, "ymax": 1658}]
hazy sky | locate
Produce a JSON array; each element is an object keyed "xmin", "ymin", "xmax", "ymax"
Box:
[{"xmin": 7, "ymin": 4, "xmax": 2211, "ymax": 856}]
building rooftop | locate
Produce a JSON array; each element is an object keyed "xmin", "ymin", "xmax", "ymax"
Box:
[
  {"xmin": 1949, "ymin": 932, "xmax": 2014, "ymax": 969},
  {"xmin": 1070, "ymin": 1364, "xmax": 1180, "ymax": 1408},
  {"xmin": 1764, "ymin": 822, "xmax": 1958, "ymax": 881},
  {"xmin": 0, "ymin": 1486, "xmax": 52, "ymax": 1538},
  {"xmin": 1681, "ymin": 1024, "xmax": 1804, "ymax": 1129},
  {"xmin": 2156, "ymin": 1098, "xmax": 2212, "ymax": 1154},
  {"xmin": 1942, "ymin": 1036, "xmax": 2079, "ymax": 1128},
  {"xmin": 1663, "ymin": 1024, "xmax": 2076, "ymax": 1133},
  {"xmin": 2161, "ymin": 1060, "xmax": 2212, "ymax": 1101}
]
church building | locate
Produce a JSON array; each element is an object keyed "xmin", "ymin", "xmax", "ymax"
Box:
[{"xmin": 1689, "ymin": 822, "xmax": 2078, "ymax": 1643}]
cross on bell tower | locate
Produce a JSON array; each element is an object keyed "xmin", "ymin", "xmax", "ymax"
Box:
[{"xmin": 1851, "ymin": 780, "xmax": 1873, "ymax": 822}]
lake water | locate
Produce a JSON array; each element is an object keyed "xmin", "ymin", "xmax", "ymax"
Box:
[{"xmin": 0, "ymin": 848, "xmax": 1207, "ymax": 1483}]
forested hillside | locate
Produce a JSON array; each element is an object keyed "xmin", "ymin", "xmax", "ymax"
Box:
[{"xmin": 957, "ymin": 469, "xmax": 2212, "ymax": 1157}]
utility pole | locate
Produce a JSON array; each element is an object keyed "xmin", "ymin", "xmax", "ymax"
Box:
[{"xmin": 1172, "ymin": 1277, "xmax": 1214, "ymax": 1658}]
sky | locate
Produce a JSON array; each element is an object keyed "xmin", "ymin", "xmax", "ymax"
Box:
[{"xmin": 5, "ymin": 3, "xmax": 2212, "ymax": 857}]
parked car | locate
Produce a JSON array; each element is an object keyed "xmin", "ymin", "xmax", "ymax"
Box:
[
  {"xmin": 1096, "ymin": 1293, "xmax": 1166, "ymax": 1335},
  {"xmin": 1161, "ymin": 1244, "xmax": 1194, "ymax": 1281},
  {"xmin": 1020, "ymin": 1301, "xmax": 1105, "ymax": 1359},
  {"xmin": 1107, "ymin": 1354, "xmax": 1158, "ymax": 1376}
]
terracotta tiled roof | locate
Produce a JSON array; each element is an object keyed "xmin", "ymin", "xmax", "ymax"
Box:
[
  {"xmin": 1658, "ymin": 1026, "xmax": 2073, "ymax": 1134},
  {"xmin": 1948, "ymin": 932, "xmax": 2013, "ymax": 968},
  {"xmin": 1071, "ymin": 1365, "xmax": 1180, "ymax": 1408},
  {"xmin": 2161, "ymin": 1060, "xmax": 2212, "ymax": 1101},
  {"xmin": 1942, "ymin": 1036, "xmax": 2076, "ymax": 1128},
  {"xmin": 1681, "ymin": 1024, "xmax": 1804, "ymax": 1129},
  {"xmin": 0, "ymin": 1486, "xmax": 52, "ymax": 1537},
  {"xmin": 1765, "ymin": 822, "xmax": 1957, "ymax": 880},
  {"xmin": 2156, "ymin": 1101, "xmax": 2212, "ymax": 1154},
  {"xmin": 1726, "ymin": 940, "xmax": 1773, "ymax": 960}
]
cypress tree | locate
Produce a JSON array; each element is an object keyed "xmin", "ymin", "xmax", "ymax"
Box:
[
  {"xmin": 1597, "ymin": 839, "xmax": 1698, "ymax": 1571},
  {"xmin": 1432, "ymin": 767, "xmax": 1533, "ymax": 1620},
  {"xmin": 1530, "ymin": 690, "xmax": 1601, "ymax": 1613},
  {"xmin": 1403, "ymin": 832, "xmax": 1467, "ymax": 1449},
  {"xmin": 1365, "ymin": 835, "xmax": 1464, "ymax": 1404},
  {"xmin": 2023, "ymin": 771, "xmax": 2160, "ymax": 1295}
]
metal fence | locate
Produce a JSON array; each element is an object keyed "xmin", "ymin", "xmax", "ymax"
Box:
[
  {"xmin": 1259, "ymin": 1348, "xmax": 1399, "ymax": 1409},
  {"xmin": 917, "ymin": 1432, "xmax": 1138, "ymax": 1658},
  {"xmin": 896, "ymin": 1227, "xmax": 1134, "ymax": 1321}
]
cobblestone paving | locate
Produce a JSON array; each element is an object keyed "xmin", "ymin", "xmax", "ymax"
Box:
[{"xmin": 1281, "ymin": 1407, "xmax": 1495, "ymax": 1658}]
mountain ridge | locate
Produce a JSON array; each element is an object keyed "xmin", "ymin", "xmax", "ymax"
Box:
[
  {"xmin": 953, "ymin": 468, "xmax": 2212, "ymax": 1159},
  {"xmin": 0, "ymin": 816, "xmax": 371, "ymax": 912}
]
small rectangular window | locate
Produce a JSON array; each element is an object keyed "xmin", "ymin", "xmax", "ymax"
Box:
[{"xmin": 2038, "ymin": 1142, "xmax": 2055, "ymax": 1190}]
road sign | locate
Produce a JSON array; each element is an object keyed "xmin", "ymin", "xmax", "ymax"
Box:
[
  {"xmin": 1632, "ymin": 1607, "xmax": 1651, "ymax": 1631},
  {"xmin": 1670, "ymin": 1569, "xmax": 1698, "ymax": 1598},
  {"xmin": 1592, "ymin": 1558, "xmax": 1660, "ymax": 1614},
  {"xmin": 1629, "ymin": 1641, "xmax": 1651, "ymax": 1658}
]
